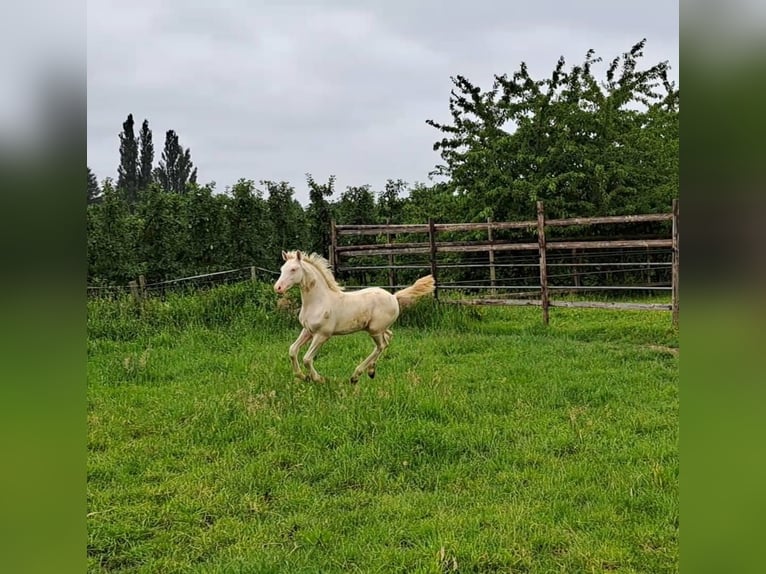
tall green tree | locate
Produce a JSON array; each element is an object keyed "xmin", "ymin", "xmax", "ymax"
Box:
[
  {"xmin": 226, "ymin": 178, "xmax": 272, "ymax": 268},
  {"xmin": 264, "ymin": 180, "xmax": 307, "ymax": 262},
  {"xmin": 402, "ymin": 181, "xmax": 466, "ymax": 224},
  {"xmin": 377, "ymin": 178, "xmax": 407, "ymax": 223},
  {"xmin": 138, "ymin": 119, "xmax": 154, "ymax": 190},
  {"xmin": 306, "ymin": 173, "xmax": 335, "ymax": 257},
  {"xmin": 154, "ymin": 130, "xmax": 198, "ymax": 194},
  {"xmin": 333, "ymin": 185, "xmax": 378, "ymax": 284},
  {"xmin": 185, "ymin": 183, "xmax": 228, "ymax": 272},
  {"xmin": 335, "ymin": 185, "xmax": 377, "ymax": 226},
  {"xmin": 87, "ymin": 166, "xmax": 101, "ymax": 205},
  {"xmin": 426, "ymin": 39, "xmax": 679, "ymax": 220},
  {"xmin": 116, "ymin": 113, "xmax": 139, "ymax": 203},
  {"xmin": 87, "ymin": 179, "xmax": 141, "ymax": 284},
  {"xmin": 137, "ymin": 184, "xmax": 188, "ymax": 281}
]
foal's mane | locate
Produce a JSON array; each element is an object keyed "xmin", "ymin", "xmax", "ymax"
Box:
[{"xmin": 285, "ymin": 251, "xmax": 344, "ymax": 293}]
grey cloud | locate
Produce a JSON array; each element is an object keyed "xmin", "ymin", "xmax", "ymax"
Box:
[{"xmin": 87, "ymin": 0, "xmax": 678, "ymax": 203}]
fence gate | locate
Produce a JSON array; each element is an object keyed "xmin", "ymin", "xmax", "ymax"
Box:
[{"xmin": 330, "ymin": 200, "xmax": 679, "ymax": 327}]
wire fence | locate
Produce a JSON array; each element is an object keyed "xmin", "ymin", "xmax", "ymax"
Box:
[{"xmin": 86, "ymin": 266, "xmax": 281, "ymax": 298}]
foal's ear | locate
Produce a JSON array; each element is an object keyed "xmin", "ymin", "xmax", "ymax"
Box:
[
  {"xmin": 296, "ymin": 250, "xmax": 302, "ymax": 261},
  {"xmin": 281, "ymin": 250, "xmax": 287, "ymax": 261}
]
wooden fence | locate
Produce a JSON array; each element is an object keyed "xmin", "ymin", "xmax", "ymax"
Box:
[{"xmin": 330, "ymin": 200, "xmax": 679, "ymax": 326}]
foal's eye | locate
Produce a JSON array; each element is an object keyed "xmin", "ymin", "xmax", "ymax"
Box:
[{"xmin": 290, "ymin": 269, "xmax": 296, "ymax": 273}]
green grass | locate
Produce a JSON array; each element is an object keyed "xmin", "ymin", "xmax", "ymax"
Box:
[{"xmin": 87, "ymin": 283, "xmax": 678, "ymax": 573}]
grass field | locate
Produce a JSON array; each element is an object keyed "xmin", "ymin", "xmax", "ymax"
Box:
[{"xmin": 87, "ymin": 283, "xmax": 678, "ymax": 573}]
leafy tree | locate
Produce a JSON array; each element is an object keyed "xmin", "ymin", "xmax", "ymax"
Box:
[
  {"xmin": 426, "ymin": 39, "xmax": 679, "ymax": 220},
  {"xmin": 87, "ymin": 179, "xmax": 141, "ymax": 283},
  {"xmin": 178, "ymin": 148, "xmax": 198, "ymax": 188},
  {"xmin": 154, "ymin": 130, "xmax": 198, "ymax": 194},
  {"xmin": 377, "ymin": 179, "xmax": 407, "ymax": 223},
  {"xmin": 138, "ymin": 119, "xmax": 154, "ymax": 190},
  {"xmin": 264, "ymin": 180, "xmax": 307, "ymax": 262},
  {"xmin": 87, "ymin": 166, "xmax": 101, "ymax": 205},
  {"xmin": 335, "ymin": 185, "xmax": 377, "ymax": 226},
  {"xmin": 333, "ymin": 185, "xmax": 378, "ymax": 284},
  {"xmin": 87, "ymin": 40, "xmax": 679, "ymax": 289},
  {"xmin": 401, "ymin": 181, "xmax": 467, "ymax": 224},
  {"xmin": 185, "ymin": 183, "xmax": 229, "ymax": 272},
  {"xmin": 226, "ymin": 178, "xmax": 272, "ymax": 268},
  {"xmin": 137, "ymin": 184, "xmax": 188, "ymax": 281},
  {"xmin": 306, "ymin": 173, "xmax": 335, "ymax": 257},
  {"xmin": 116, "ymin": 113, "xmax": 139, "ymax": 203}
]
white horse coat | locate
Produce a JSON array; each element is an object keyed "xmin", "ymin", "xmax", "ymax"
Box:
[{"xmin": 274, "ymin": 250, "xmax": 434, "ymax": 383}]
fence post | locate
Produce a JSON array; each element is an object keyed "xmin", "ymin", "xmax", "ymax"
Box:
[
  {"xmin": 572, "ymin": 248, "xmax": 580, "ymax": 289},
  {"xmin": 250, "ymin": 266, "xmax": 257, "ymax": 282},
  {"xmin": 129, "ymin": 278, "xmax": 144, "ymax": 315},
  {"xmin": 645, "ymin": 246, "xmax": 651, "ymax": 286},
  {"xmin": 330, "ymin": 218, "xmax": 338, "ymax": 276},
  {"xmin": 536, "ymin": 201, "xmax": 549, "ymax": 325},
  {"xmin": 428, "ymin": 217, "xmax": 438, "ymax": 300},
  {"xmin": 129, "ymin": 280, "xmax": 141, "ymax": 304},
  {"xmin": 671, "ymin": 198, "xmax": 679, "ymax": 327},
  {"xmin": 487, "ymin": 216, "xmax": 496, "ymax": 296},
  {"xmin": 386, "ymin": 217, "xmax": 396, "ymax": 290}
]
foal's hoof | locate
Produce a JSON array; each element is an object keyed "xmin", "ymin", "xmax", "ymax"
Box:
[
  {"xmin": 349, "ymin": 376, "xmax": 359, "ymax": 385},
  {"xmin": 367, "ymin": 369, "xmax": 376, "ymax": 379}
]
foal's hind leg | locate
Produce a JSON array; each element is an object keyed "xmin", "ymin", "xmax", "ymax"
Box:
[
  {"xmin": 368, "ymin": 330, "xmax": 393, "ymax": 379},
  {"xmin": 351, "ymin": 333, "xmax": 387, "ymax": 384}
]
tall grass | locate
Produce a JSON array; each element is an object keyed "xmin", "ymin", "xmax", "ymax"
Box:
[
  {"xmin": 87, "ymin": 281, "xmax": 483, "ymax": 341},
  {"xmin": 88, "ymin": 281, "xmax": 678, "ymax": 573}
]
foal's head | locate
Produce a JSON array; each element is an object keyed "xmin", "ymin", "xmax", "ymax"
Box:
[{"xmin": 274, "ymin": 250, "xmax": 305, "ymax": 294}]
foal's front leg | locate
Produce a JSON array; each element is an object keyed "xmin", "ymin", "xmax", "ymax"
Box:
[
  {"xmin": 302, "ymin": 332, "xmax": 330, "ymax": 383},
  {"xmin": 289, "ymin": 328, "xmax": 312, "ymax": 379}
]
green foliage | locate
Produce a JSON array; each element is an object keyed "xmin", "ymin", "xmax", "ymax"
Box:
[
  {"xmin": 153, "ymin": 130, "xmax": 198, "ymax": 194},
  {"xmin": 185, "ymin": 183, "xmax": 230, "ymax": 272},
  {"xmin": 335, "ymin": 184, "xmax": 377, "ymax": 226},
  {"xmin": 426, "ymin": 39, "xmax": 679, "ymax": 221},
  {"xmin": 87, "ymin": 281, "xmax": 296, "ymax": 341},
  {"xmin": 265, "ymin": 180, "xmax": 309, "ymax": 263},
  {"xmin": 402, "ymin": 181, "xmax": 468, "ymax": 223},
  {"xmin": 306, "ymin": 173, "xmax": 335, "ymax": 258},
  {"xmin": 225, "ymin": 178, "xmax": 272, "ymax": 269},
  {"xmin": 377, "ymin": 178, "xmax": 407, "ymax": 223},
  {"xmin": 137, "ymin": 119, "xmax": 154, "ymax": 191},
  {"xmin": 116, "ymin": 113, "xmax": 139, "ymax": 204},
  {"xmin": 136, "ymin": 185, "xmax": 188, "ymax": 281},
  {"xmin": 87, "ymin": 180, "xmax": 142, "ymax": 284},
  {"xmin": 332, "ymin": 184, "xmax": 380, "ymax": 284},
  {"xmin": 88, "ymin": 40, "xmax": 678, "ymax": 289},
  {"xmin": 87, "ymin": 166, "xmax": 101, "ymax": 205},
  {"xmin": 395, "ymin": 297, "xmax": 482, "ymax": 330}
]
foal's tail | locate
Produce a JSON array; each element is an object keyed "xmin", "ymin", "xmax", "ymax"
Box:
[{"xmin": 394, "ymin": 275, "xmax": 435, "ymax": 309}]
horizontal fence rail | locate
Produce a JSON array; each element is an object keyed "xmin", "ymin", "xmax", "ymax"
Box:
[
  {"xmin": 335, "ymin": 239, "xmax": 672, "ymax": 257},
  {"xmin": 330, "ymin": 200, "xmax": 679, "ymax": 326},
  {"xmin": 334, "ymin": 213, "xmax": 673, "ymax": 236}
]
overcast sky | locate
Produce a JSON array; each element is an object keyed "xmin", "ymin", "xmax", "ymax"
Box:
[{"xmin": 87, "ymin": 0, "xmax": 678, "ymax": 205}]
